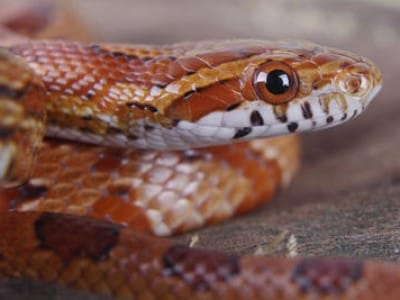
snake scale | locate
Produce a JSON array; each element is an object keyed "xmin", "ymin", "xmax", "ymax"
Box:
[{"xmin": 0, "ymin": 3, "xmax": 398, "ymax": 300}]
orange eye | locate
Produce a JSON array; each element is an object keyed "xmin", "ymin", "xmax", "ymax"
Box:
[{"xmin": 253, "ymin": 61, "xmax": 299, "ymax": 105}]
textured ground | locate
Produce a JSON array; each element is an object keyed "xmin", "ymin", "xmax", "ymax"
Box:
[{"xmin": 1, "ymin": 0, "xmax": 399, "ymax": 299}]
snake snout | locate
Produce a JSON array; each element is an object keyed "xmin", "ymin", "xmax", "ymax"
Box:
[{"xmin": 336, "ymin": 60, "xmax": 382, "ymax": 108}]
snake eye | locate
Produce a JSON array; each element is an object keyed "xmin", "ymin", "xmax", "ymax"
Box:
[{"xmin": 253, "ymin": 62, "xmax": 299, "ymax": 105}]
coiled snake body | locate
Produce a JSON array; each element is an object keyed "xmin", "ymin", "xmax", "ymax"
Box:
[{"xmin": 0, "ymin": 4, "xmax": 398, "ymax": 300}]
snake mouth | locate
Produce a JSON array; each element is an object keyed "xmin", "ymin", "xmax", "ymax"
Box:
[
  {"xmin": 45, "ymin": 88, "xmax": 374, "ymax": 151},
  {"xmin": 46, "ymin": 78, "xmax": 381, "ymax": 151}
]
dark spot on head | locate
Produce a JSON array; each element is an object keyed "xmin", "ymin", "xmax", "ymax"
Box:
[
  {"xmin": 155, "ymin": 84, "xmax": 166, "ymax": 89},
  {"xmin": 146, "ymin": 105, "xmax": 158, "ymax": 113},
  {"xmin": 291, "ymin": 258, "xmax": 363, "ymax": 295},
  {"xmin": 186, "ymin": 71, "xmax": 196, "ymax": 76},
  {"xmin": 277, "ymin": 114, "xmax": 288, "ymax": 122},
  {"xmin": 35, "ymin": 212, "xmax": 120, "ymax": 262},
  {"xmin": 341, "ymin": 113, "xmax": 347, "ymax": 121},
  {"xmin": 90, "ymin": 45, "xmax": 142, "ymax": 61},
  {"xmin": 301, "ymin": 102, "xmax": 313, "ymax": 119},
  {"xmin": 0, "ymin": 127, "xmax": 15, "ymax": 139},
  {"xmin": 287, "ymin": 122, "xmax": 298, "ymax": 132},
  {"xmin": 250, "ymin": 110, "xmax": 264, "ymax": 126},
  {"xmin": 226, "ymin": 103, "xmax": 241, "ymax": 111},
  {"xmin": 326, "ymin": 116, "xmax": 334, "ymax": 124},
  {"xmin": 233, "ymin": 127, "xmax": 252, "ymax": 139},
  {"xmin": 111, "ymin": 51, "xmax": 138, "ymax": 60},
  {"xmin": 219, "ymin": 79, "xmax": 230, "ymax": 85},
  {"xmin": 128, "ymin": 103, "xmax": 158, "ymax": 113},
  {"xmin": 110, "ymin": 51, "xmax": 125, "ymax": 57},
  {"xmin": 351, "ymin": 109, "xmax": 358, "ymax": 119},
  {"xmin": 273, "ymin": 106, "xmax": 289, "ymax": 123},
  {"xmin": 162, "ymin": 244, "xmax": 240, "ymax": 291}
]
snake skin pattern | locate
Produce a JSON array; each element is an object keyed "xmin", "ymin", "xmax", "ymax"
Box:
[{"xmin": 0, "ymin": 3, "xmax": 398, "ymax": 300}]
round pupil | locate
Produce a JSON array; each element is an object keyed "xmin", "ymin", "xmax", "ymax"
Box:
[{"xmin": 265, "ymin": 70, "xmax": 291, "ymax": 95}]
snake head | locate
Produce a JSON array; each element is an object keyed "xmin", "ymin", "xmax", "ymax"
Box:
[{"xmin": 159, "ymin": 40, "xmax": 382, "ymax": 149}]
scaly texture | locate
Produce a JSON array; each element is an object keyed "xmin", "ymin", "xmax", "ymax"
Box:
[
  {"xmin": 0, "ymin": 4, "xmax": 395, "ymax": 300},
  {"xmin": 1, "ymin": 212, "xmax": 400, "ymax": 300}
]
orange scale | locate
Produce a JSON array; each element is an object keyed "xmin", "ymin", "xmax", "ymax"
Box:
[
  {"xmin": 195, "ymin": 190, "xmax": 223, "ymax": 218},
  {"xmin": 163, "ymin": 201, "xmax": 193, "ymax": 230},
  {"xmin": 58, "ymin": 169, "xmax": 85, "ymax": 183},
  {"xmin": 38, "ymin": 144, "xmax": 71, "ymax": 163},
  {"xmin": 0, "ymin": 189, "xmax": 17, "ymax": 211},
  {"xmin": 145, "ymin": 166, "xmax": 173, "ymax": 185},
  {"xmin": 90, "ymin": 195, "xmax": 122, "ymax": 218},
  {"xmin": 118, "ymin": 162, "xmax": 140, "ymax": 177},
  {"xmin": 126, "ymin": 212, "xmax": 152, "ymax": 232},
  {"xmin": 252, "ymin": 166, "xmax": 278, "ymax": 189},
  {"xmin": 65, "ymin": 205, "xmax": 88, "ymax": 216},
  {"xmin": 46, "ymin": 183, "xmax": 77, "ymax": 199},
  {"xmin": 31, "ymin": 163, "xmax": 60, "ymax": 179},
  {"xmin": 107, "ymin": 202, "xmax": 145, "ymax": 226},
  {"xmin": 82, "ymin": 172, "xmax": 111, "ymax": 189},
  {"xmin": 224, "ymin": 180, "xmax": 250, "ymax": 207},
  {"xmin": 128, "ymin": 190, "xmax": 137, "ymax": 202},
  {"xmin": 66, "ymin": 150, "xmax": 100, "ymax": 167},
  {"xmin": 38, "ymin": 197, "xmax": 67, "ymax": 212},
  {"xmin": 250, "ymin": 173, "xmax": 271, "ymax": 196},
  {"xmin": 234, "ymin": 189, "xmax": 262, "ymax": 214},
  {"xmin": 213, "ymin": 169, "xmax": 235, "ymax": 189},
  {"xmin": 237, "ymin": 189, "xmax": 271, "ymax": 215},
  {"xmin": 69, "ymin": 189, "xmax": 101, "ymax": 206}
]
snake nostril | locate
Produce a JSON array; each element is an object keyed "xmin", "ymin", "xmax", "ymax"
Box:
[
  {"xmin": 337, "ymin": 63, "xmax": 372, "ymax": 97},
  {"xmin": 344, "ymin": 75, "xmax": 363, "ymax": 94}
]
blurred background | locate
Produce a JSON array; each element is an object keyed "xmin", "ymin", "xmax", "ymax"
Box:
[{"xmin": 69, "ymin": 0, "xmax": 400, "ymax": 49}]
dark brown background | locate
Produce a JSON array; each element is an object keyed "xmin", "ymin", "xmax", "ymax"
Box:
[{"xmin": 1, "ymin": 0, "xmax": 400, "ymax": 299}]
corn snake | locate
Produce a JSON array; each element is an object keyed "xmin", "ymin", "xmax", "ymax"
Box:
[{"xmin": 0, "ymin": 3, "xmax": 399, "ymax": 300}]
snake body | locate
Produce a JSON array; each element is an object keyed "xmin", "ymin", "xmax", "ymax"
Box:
[{"xmin": 0, "ymin": 4, "xmax": 397, "ymax": 300}]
